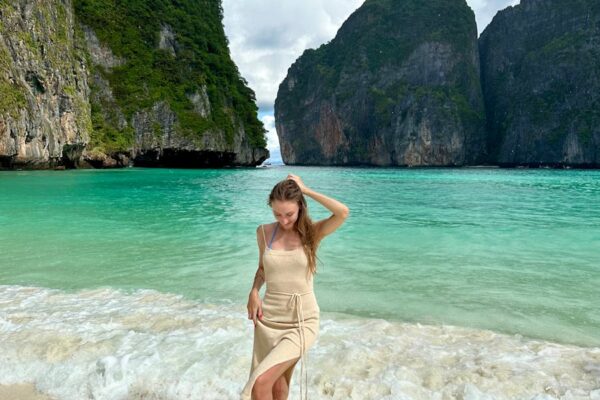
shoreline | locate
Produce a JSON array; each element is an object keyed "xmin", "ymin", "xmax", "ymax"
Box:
[
  {"xmin": 1, "ymin": 283, "xmax": 599, "ymax": 349},
  {"xmin": 1, "ymin": 284, "xmax": 599, "ymax": 399}
]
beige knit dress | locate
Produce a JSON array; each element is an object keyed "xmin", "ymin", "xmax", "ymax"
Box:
[{"xmin": 241, "ymin": 224, "xmax": 320, "ymax": 400}]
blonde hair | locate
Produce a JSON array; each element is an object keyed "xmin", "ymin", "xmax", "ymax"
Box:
[{"xmin": 268, "ymin": 179, "xmax": 321, "ymax": 275}]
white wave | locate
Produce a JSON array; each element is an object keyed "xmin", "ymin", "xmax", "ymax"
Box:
[{"xmin": 0, "ymin": 285, "xmax": 599, "ymax": 400}]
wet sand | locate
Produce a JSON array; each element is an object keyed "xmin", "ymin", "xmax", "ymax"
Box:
[{"xmin": 0, "ymin": 383, "xmax": 54, "ymax": 400}]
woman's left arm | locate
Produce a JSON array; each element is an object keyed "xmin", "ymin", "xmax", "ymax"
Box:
[{"xmin": 287, "ymin": 174, "xmax": 349, "ymax": 240}]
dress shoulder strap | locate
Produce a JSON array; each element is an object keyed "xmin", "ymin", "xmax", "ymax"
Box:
[{"xmin": 261, "ymin": 224, "xmax": 267, "ymax": 248}]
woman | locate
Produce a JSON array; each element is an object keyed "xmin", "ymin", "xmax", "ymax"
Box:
[{"xmin": 241, "ymin": 174, "xmax": 349, "ymax": 400}]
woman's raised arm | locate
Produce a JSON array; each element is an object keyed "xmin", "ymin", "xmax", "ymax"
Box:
[{"xmin": 287, "ymin": 174, "xmax": 349, "ymax": 241}]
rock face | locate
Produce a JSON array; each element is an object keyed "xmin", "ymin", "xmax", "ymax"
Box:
[
  {"xmin": 0, "ymin": 1, "xmax": 91, "ymax": 169},
  {"xmin": 0, "ymin": 0, "xmax": 268, "ymax": 169},
  {"xmin": 275, "ymin": 0, "xmax": 486, "ymax": 166},
  {"xmin": 480, "ymin": 0, "xmax": 600, "ymax": 167}
]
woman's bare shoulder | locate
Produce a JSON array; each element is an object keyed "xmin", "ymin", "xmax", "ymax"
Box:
[{"xmin": 255, "ymin": 222, "xmax": 275, "ymax": 235}]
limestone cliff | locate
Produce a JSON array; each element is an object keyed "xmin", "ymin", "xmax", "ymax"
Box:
[
  {"xmin": 479, "ymin": 0, "xmax": 600, "ymax": 167},
  {"xmin": 0, "ymin": 0, "xmax": 91, "ymax": 169},
  {"xmin": 0, "ymin": 0, "xmax": 268, "ymax": 169},
  {"xmin": 275, "ymin": 0, "xmax": 486, "ymax": 166}
]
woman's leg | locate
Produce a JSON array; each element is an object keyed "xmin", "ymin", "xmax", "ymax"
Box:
[
  {"xmin": 252, "ymin": 357, "xmax": 299, "ymax": 400},
  {"xmin": 272, "ymin": 374, "xmax": 289, "ymax": 400}
]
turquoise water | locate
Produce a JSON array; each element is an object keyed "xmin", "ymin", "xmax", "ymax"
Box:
[{"xmin": 1, "ymin": 166, "xmax": 599, "ymax": 347}]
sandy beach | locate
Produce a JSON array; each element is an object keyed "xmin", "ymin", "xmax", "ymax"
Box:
[{"xmin": 0, "ymin": 384, "xmax": 54, "ymax": 400}]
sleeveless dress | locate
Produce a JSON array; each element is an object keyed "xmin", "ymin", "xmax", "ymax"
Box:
[{"xmin": 240, "ymin": 223, "xmax": 320, "ymax": 400}]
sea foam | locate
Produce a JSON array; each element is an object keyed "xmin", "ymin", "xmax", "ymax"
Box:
[{"xmin": 0, "ymin": 285, "xmax": 599, "ymax": 400}]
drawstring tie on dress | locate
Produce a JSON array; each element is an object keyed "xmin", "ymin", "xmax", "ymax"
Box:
[{"xmin": 270, "ymin": 290, "xmax": 312, "ymax": 400}]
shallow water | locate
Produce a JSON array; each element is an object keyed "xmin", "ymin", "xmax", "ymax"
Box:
[{"xmin": 1, "ymin": 166, "xmax": 599, "ymax": 398}]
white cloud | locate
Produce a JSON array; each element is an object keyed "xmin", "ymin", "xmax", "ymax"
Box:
[
  {"xmin": 223, "ymin": 0, "xmax": 522, "ymax": 163},
  {"xmin": 260, "ymin": 114, "xmax": 282, "ymax": 164},
  {"xmin": 469, "ymin": 0, "xmax": 521, "ymax": 35},
  {"xmin": 223, "ymin": 0, "xmax": 364, "ymax": 111}
]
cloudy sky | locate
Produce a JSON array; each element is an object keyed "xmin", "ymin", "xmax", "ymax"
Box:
[{"xmin": 222, "ymin": 0, "xmax": 520, "ymax": 163}]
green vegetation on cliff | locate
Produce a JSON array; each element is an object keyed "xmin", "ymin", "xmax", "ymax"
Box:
[
  {"xmin": 74, "ymin": 0, "xmax": 266, "ymax": 150},
  {"xmin": 480, "ymin": 0, "xmax": 600, "ymax": 164},
  {"xmin": 0, "ymin": 46, "xmax": 26, "ymax": 117},
  {"xmin": 1, "ymin": 1, "xmax": 91, "ymax": 132},
  {"xmin": 276, "ymin": 0, "xmax": 485, "ymax": 166},
  {"xmin": 286, "ymin": 0, "xmax": 476, "ymax": 92},
  {"xmin": 278, "ymin": 0, "xmax": 481, "ymax": 124}
]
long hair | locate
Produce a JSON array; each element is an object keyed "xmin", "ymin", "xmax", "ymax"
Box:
[{"xmin": 268, "ymin": 179, "xmax": 320, "ymax": 276}]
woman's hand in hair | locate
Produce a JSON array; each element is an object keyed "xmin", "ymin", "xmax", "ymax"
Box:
[{"xmin": 287, "ymin": 174, "xmax": 309, "ymax": 194}]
